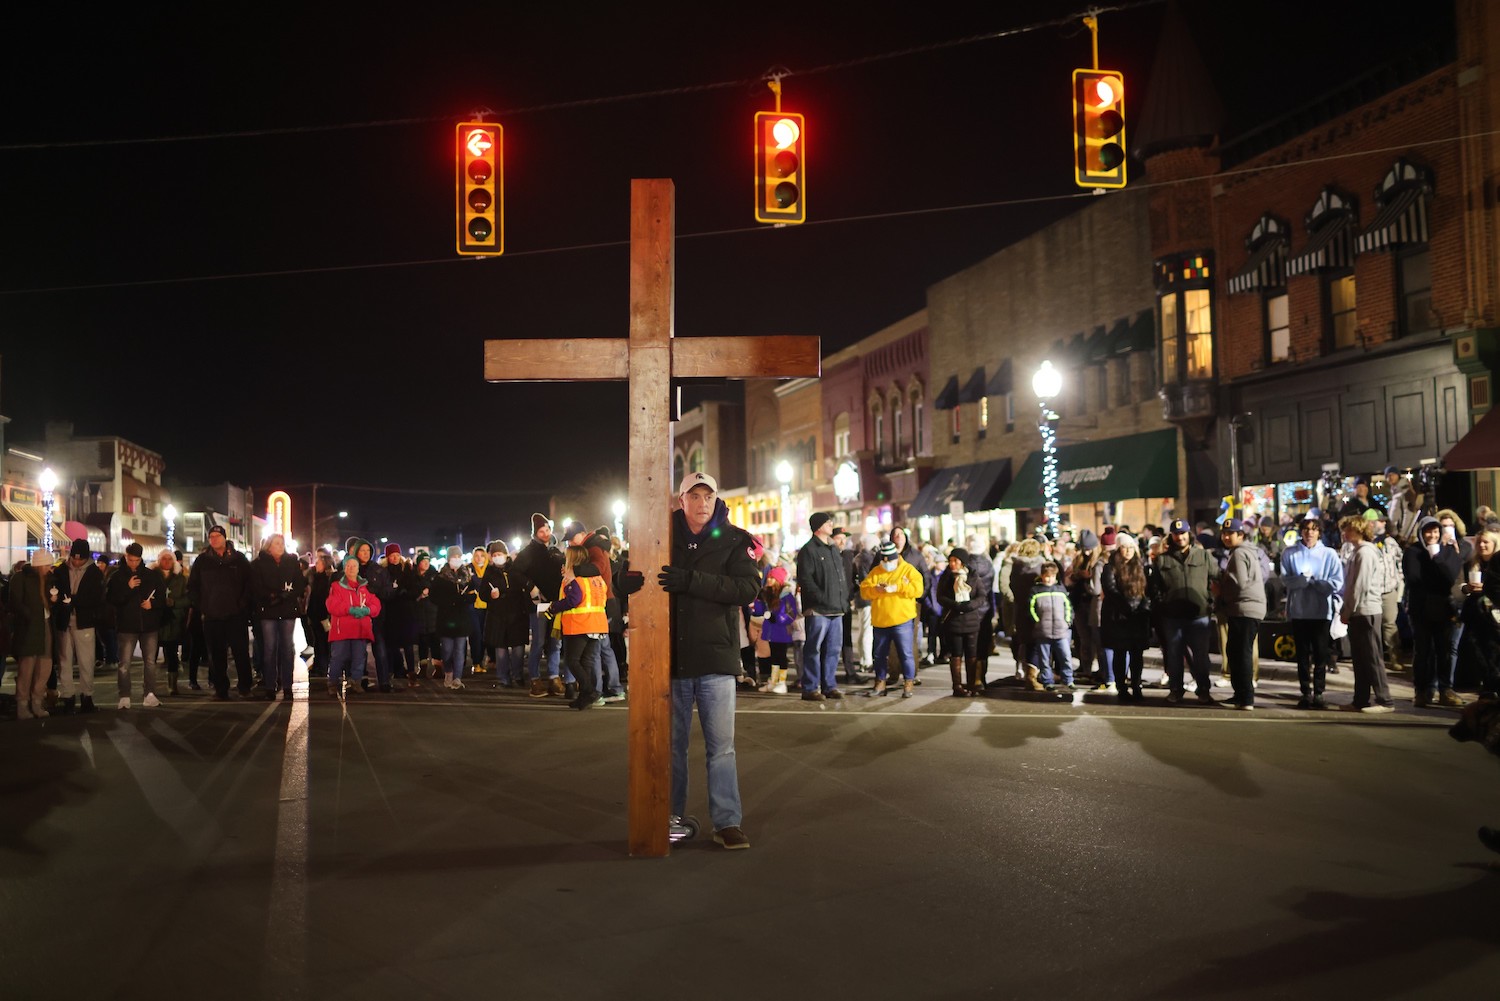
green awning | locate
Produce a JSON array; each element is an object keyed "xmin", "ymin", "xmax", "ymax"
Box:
[{"xmin": 998, "ymin": 428, "xmax": 1179, "ymax": 508}]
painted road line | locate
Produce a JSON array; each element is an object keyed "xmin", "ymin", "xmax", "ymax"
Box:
[{"xmin": 266, "ymin": 697, "xmax": 310, "ymax": 995}]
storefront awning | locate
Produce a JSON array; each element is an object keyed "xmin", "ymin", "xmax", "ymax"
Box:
[
  {"xmin": 958, "ymin": 367, "xmax": 987, "ymax": 404},
  {"xmin": 1109, "ymin": 311, "xmax": 1154, "ymax": 355},
  {"xmin": 933, "ymin": 375, "xmax": 960, "ymax": 411},
  {"xmin": 1, "ymin": 502, "xmax": 72, "ymax": 550},
  {"xmin": 905, "ymin": 459, "xmax": 1013, "ymax": 518},
  {"xmin": 1443, "ymin": 407, "xmax": 1500, "ymax": 470},
  {"xmin": 1227, "ymin": 236, "xmax": 1288, "ymax": 294},
  {"xmin": 1355, "ymin": 184, "xmax": 1429, "ymax": 254},
  {"xmin": 985, "ymin": 359, "xmax": 1013, "ymax": 397},
  {"xmin": 1287, "ymin": 215, "xmax": 1354, "ymax": 276},
  {"xmin": 998, "ymin": 428, "xmax": 1179, "ymax": 508}
]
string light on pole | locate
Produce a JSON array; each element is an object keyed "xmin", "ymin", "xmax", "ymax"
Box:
[
  {"xmin": 1031, "ymin": 361, "xmax": 1063, "ymax": 531},
  {"xmin": 39, "ymin": 467, "xmax": 58, "ymax": 555},
  {"xmin": 164, "ymin": 504, "xmax": 178, "ymax": 551}
]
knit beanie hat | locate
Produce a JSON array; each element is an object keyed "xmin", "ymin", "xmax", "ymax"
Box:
[
  {"xmin": 877, "ymin": 541, "xmax": 899, "ymax": 561},
  {"xmin": 70, "ymin": 538, "xmax": 90, "ymax": 559},
  {"xmin": 446, "ymin": 546, "xmax": 464, "ymax": 562},
  {"xmin": 385, "ymin": 543, "xmax": 402, "ymax": 559},
  {"xmin": 31, "ymin": 548, "xmax": 53, "ymax": 568},
  {"xmin": 531, "ymin": 513, "xmax": 551, "ymax": 535},
  {"xmin": 487, "ymin": 539, "xmax": 509, "ymax": 556},
  {"xmin": 415, "ymin": 550, "xmax": 431, "ymax": 565},
  {"xmin": 809, "ymin": 512, "xmax": 833, "ymax": 534}
]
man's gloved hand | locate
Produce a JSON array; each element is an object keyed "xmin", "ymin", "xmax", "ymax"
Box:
[
  {"xmin": 620, "ymin": 570, "xmax": 645, "ymax": 595},
  {"xmin": 658, "ymin": 565, "xmax": 692, "ymax": 593}
]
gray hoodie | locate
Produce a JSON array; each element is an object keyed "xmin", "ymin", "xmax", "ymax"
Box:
[
  {"xmin": 1342, "ymin": 540, "xmax": 1385, "ymax": 617},
  {"xmin": 1218, "ymin": 543, "xmax": 1267, "ymax": 620}
]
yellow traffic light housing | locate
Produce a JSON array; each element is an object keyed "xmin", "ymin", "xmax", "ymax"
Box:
[
  {"xmin": 1073, "ymin": 69, "xmax": 1127, "ymax": 189},
  {"xmin": 456, "ymin": 121, "xmax": 503, "ymax": 255},
  {"xmin": 754, "ymin": 111, "xmax": 805, "ymax": 224}
]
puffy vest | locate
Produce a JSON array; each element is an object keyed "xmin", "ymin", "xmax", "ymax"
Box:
[{"xmin": 560, "ymin": 575, "xmax": 608, "ymax": 635}]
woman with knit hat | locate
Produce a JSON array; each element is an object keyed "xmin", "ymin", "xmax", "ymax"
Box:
[
  {"xmin": 483, "ymin": 540, "xmax": 532, "ymax": 688},
  {"xmin": 324, "ymin": 553, "xmax": 381, "ymax": 697},
  {"xmin": 411, "ymin": 551, "xmax": 439, "ymax": 677},
  {"xmin": 1100, "ymin": 533, "xmax": 1152, "ymax": 702},
  {"xmin": 381, "ymin": 543, "xmax": 422, "ymax": 686}
]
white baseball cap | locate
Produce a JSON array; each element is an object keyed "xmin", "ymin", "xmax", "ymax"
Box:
[{"xmin": 678, "ymin": 471, "xmax": 719, "ymax": 495}]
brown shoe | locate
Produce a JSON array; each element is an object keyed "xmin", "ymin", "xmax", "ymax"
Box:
[
  {"xmin": 1439, "ymin": 689, "xmax": 1468, "ymax": 708},
  {"xmin": 529, "ymin": 678, "xmax": 550, "ymax": 698},
  {"xmin": 800, "ymin": 690, "xmax": 826, "ymax": 702},
  {"xmin": 902, "ymin": 679, "xmax": 915, "ymax": 699},
  {"xmin": 713, "ymin": 826, "xmax": 751, "ymax": 850},
  {"xmin": 548, "ymin": 676, "xmax": 565, "ymax": 697},
  {"xmin": 872, "ymin": 679, "xmax": 887, "ymax": 696}
]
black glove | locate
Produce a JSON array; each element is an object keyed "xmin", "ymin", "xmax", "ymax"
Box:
[
  {"xmin": 620, "ymin": 570, "xmax": 645, "ymax": 596},
  {"xmin": 658, "ymin": 565, "xmax": 692, "ymax": 594}
]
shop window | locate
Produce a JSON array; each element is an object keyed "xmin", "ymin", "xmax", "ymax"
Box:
[
  {"xmin": 1265, "ymin": 292, "xmax": 1290, "ymax": 364},
  {"xmin": 1096, "ymin": 365, "xmax": 1110, "ymax": 411},
  {"xmin": 978, "ymin": 397, "xmax": 988, "ymax": 440},
  {"xmin": 1160, "ymin": 293, "xmax": 1179, "ymax": 384},
  {"xmin": 1399, "ymin": 246, "xmax": 1434, "ymax": 336},
  {"xmin": 1327, "ymin": 272, "xmax": 1358, "ymax": 350},
  {"xmin": 1184, "ymin": 288, "xmax": 1214, "ymax": 379}
]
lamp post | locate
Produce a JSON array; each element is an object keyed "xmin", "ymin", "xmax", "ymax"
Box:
[
  {"xmin": 164, "ymin": 504, "xmax": 178, "ymax": 551},
  {"xmin": 611, "ymin": 498, "xmax": 627, "ymax": 542},
  {"xmin": 774, "ymin": 460, "xmax": 794, "ymax": 550},
  {"xmin": 1032, "ymin": 361, "xmax": 1063, "ymax": 532},
  {"xmin": 38, "ymin": 467, "xmax": 58, "ymax": 555}
]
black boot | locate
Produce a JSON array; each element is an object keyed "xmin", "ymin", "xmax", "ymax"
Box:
[
  {"xmin": 79, "ymin": 695, "xmax": 97, "ymax": 714},
  {"xmin": 56, "ymin": 696, "xmax": 76, "ymax": 715}
]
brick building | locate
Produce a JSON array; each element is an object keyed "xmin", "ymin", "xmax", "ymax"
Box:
[{"xmin": 742, "ymin": 378, "xmax": 822, "ymax": 550}]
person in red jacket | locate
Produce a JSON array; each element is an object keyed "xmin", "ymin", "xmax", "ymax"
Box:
[{"xmin": 325, "ymin": 554, "xmax": 382, "ymax": 697}]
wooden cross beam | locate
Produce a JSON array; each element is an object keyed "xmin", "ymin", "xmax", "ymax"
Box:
[{"xmin": 483, "ymin": 178, "xmax": 821, "ymax": 857}]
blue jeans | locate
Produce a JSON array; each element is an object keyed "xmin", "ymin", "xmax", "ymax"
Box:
[
  {"xmin": 670, "ymin": 674, "xmax": 742, "ymax": 831},
  {"xmin": 871, "ymin": 620, "xmax": 916, "ymax": 681},
  {"xmin": 496, "ymin": 645, "xmax": 525, "ymax": 682},
  {"xmin": 440, "ymin": 636, "xmax": 466, "ymax": 681},
  {"xmin": 1034, "ymin": 635, "xmax": 1074, "ymax": 686},
  {"xmin": 598, "ymin": 635, "xmax": 622, "ymax": 693},
  {"xmin": 802, "ymin": 614, "xmax": 842, "ymax": 693},
  {"xmin": 329, "ymin": 639, "xmax": 366, "ymax": 686},
  {"xmin": 257, "ymin": 619, "xmax": 296, "ymax": 693},
  {"xmin": 1162, "ymin": 616, "xmax": 1211, "ymax": 694},
  {"xmin": 527, "ymin": 611, "xmax": 562, "ymax": 679}
]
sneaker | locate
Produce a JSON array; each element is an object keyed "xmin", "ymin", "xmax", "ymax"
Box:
[
  {"xmin": 1310, "ymin": 695, "xmax": 1327, "ymax": 710},
  {"xmin": 188, "ymin": 681, "xmax": 202, "ymax": 691},
  {"xmin": 824, "ymin": 689, "xmax": 844, "ymax": 700},
  {"xmin": 117, "ymin": 697, "xmax": 131, "ymax": 710},
  {"xmin": 1360, "ymin": 703, "xmax": 1395, "ymax": 714},
  {"xmin": 1164, "ymin": 691, "xmax": 1183, "ymax": 705},
  {"xmin": 1479, "ymin": 826, "xmax": 1500, "ymax": 855},
  {"xmin": 1195, "ymin": 692, "xmax": 1217, "ymax": 705},
  {"xmin": 142, "ymin": 693, "xmax": 161, "ymax": 708},
  {"xmin": 1095, "ymin": 683, "xmax": 1117, "ymax": 693},
  {"xmin": 770, "ymin": 682, "xmax": 788, "ymax": 694},
  {"xmin": 1439, "ymin": 689, "xmax": 1468, "ymax": 708},
  {"xmin": 529, "ymin": 678, "xmax": 549, "ymax": 698},
  {"xmin": 713, "ymin": 826, "xmax": 751, "ymax": 850},
  {"xmin": 801, "ymin": 691, "xmax": 826, "ymax": 703},
  {"xmin": 601, "ymin": 690, "xmax": 627, "ymax": 703}
]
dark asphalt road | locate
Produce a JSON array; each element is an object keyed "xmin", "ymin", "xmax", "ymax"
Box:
[{"xmin": 3, "ymin": 667, "xmax": 1498, "ymax": 1001}]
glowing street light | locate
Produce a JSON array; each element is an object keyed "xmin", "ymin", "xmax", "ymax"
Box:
[
  {"xmin": 38, "ymin": 467, "xmax": 58, "ymax": 555},
  {"xmin": 1032, "ymin": 361, "xmax": 1063, "ymax": 531},
  {"xmin": 611, "ymin": 498, "xmax": 627, "ymax": 541}
]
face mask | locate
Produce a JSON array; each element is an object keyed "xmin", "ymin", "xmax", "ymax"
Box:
[{"xmin": 882, "ymin": 559, "xmax": 898, "ymax": 571}]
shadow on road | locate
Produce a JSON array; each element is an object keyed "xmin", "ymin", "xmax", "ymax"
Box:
[
  {"xmin": 1150, "ymin": 866, "xmax": 1500, "ymax": 999},
  {"xmin": 0, "ymin": 734, "xmax": 96, "ymax": 872},
  {"xmin": 1105, "ymin": 719, "xmax": 1263, "ymax": 798}
]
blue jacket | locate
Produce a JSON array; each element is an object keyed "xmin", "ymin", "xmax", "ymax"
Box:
[{"xmin": 1280, "ymin": 541, "xmax": 1344, "ymax": 621}]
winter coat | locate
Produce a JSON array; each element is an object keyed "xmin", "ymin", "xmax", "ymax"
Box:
[
  {"xmin": 484, "ymin": 565, "xmax": 533, "ymax": 648},
  {"xmin": 1374, "ymin": 535, "xmax": 1404, "ymax": 598},
  {"xmin": 306, "ymin": 569, "xmax": 334, "ymax": 625},
  {"xmin": 1403, "ymin": 533, "xmax": 1463, "ymax": 624},
  {"xmin": 1008, "ymin": 555, "xmax": 1052, "ymax": 641},
  {"xmin": 936, "ymin": 553, "xmax": 991, "ymax": 635},
  {"xmin": 1342, "ymin": 541, "xmax": 1384, "ymax": 618},
  {"xmin": 12, "ymin": 565, "xmax": 55, "ymax": 658},
  {"xmin": 512, "ymin": 537, "xmax": 564, "ymax": 601},
  {"xmin": 189, "ymin": 545, "xmax": 251, "ymax": 620},
  {"xmin": 427, "ymin": 567, "xmax": 471, "ymax": 639},
  {"xmin": 158, "ymin": 570, "xmax": 190, "ymax": 644},
  {"xmin": 858, "ymin": 557, "xmax": 924, "ymax": 628},
  {"xmin": 1028, "ymin": 581, "xmax": 1073, "ymax": 640},
  {"xmin": 107, "ymin": 563, "xmax": 167, "ymax": 634},
  {"xmin": 51, "ymin": 560, "xmax": 106, "ymax": 631},
  {"xmin": 416, "ymin": 566, "xmax": 440, "ymax": 634},
  {"xmin": 381, "ymin": 558, "xmax": 423, "ymax": 642},
  {"xmin": 249, "ymin": 551, "xmax": 309, "ymax": 621},
  {"xmin": 1149, "ymin": 544, "xmax": 1218, "ymax": 620},
  {"xmin": 796, "ymin": 536, "xmax": 848, "ymax": 616},
  {"xmin": 1280, "ymin": 542, "xmax": 1344, "ymax": 621},
  {"xmin": 325, "ymin": 575, "xmax": 382, "ymax": 642},
  {"xmin": 669, "ymin": 500, "xmax": 761, "ymax": 679},
  {"xmin": 751, "ymin": 590, "xmax": 799, "ymax": 644},
  {"xmin": 1218, "ymin": 544, "xmax": 1267, "ymax": 620},
  {"xmin": 1100, "ymin": 561, "xmax": 1153, "ymax": 650}
]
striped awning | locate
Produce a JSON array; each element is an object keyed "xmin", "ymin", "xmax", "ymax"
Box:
[
  {"xmin": 1227, "ymin": 237, "xmax": 1288, "ymax": 294},
  {"xmin": 1, "ymin": 501, "xmax": 72, "ymax": 550},
  {"xmin": 1355, "ymin": 185, "xmax": 1429, "ymax": 253},
  {"xmin": 1287, "ymin": 216, "xmax": 1354, "ymax": 276}
]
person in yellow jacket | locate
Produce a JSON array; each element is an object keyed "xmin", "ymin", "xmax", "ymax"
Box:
[{"xmin": 858, "ymin": 540, "xmax": 925, "ymax": 697}]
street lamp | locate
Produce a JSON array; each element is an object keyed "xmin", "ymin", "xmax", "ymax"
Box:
[
  {"xmin": 1032, "ymin": 361, "xmax": 1063, "ymax": 531},
  {"xmin": 38, "ymin": 467, "xmax": 58, "ymax": 555},
  {"xmin": 774, "ymin": 460, "xmax": 794, "ymax": 550},
  {"xmin": 164, "ymin": 504, "xmax": 178, "ymax": 551},
  {"xmin": 611, "ymin": 498, "xmax": 627, "ymax": 541}
]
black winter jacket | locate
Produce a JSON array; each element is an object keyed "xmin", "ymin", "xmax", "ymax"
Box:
[
  {"xmin": 249, "ymin": 552, "xmax": 309, "ymax": 620},
  {"xmin": 107, "ymin": 563, "xmax": 167, "ymax": 633},
  {"xmin": 796, "ymin": 536, "xmax": 848, "ymax": 616},
  {"xmin": 51, "ymin": 560, "xmax": 106, "ymax": 631},
  {"xmin": 189, "ymin": 545, "xmax": 251, "ymax": 620},
  {"xmin": 513, "ymin": 537, "xmax": 564, "ymax": 600},
  {"xmin": 936, "ymin": 552, "xmax": 992, "ymax": 635},
  {"xmin": 670, "ymin": 502, "xmax": 760, "ymax": 678},
  {"xmin": 1100, "ymin": 562, "xmax": 1153, "ymax": 649}
]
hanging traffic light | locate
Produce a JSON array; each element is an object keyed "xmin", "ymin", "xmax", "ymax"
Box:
[
  {"xmin": 754, "ymin": 111, "xmax": 805, "ymax": 224},
  {"xmin": 456, "ymin": 121, "xmax": 502, "ymax": 255},
  {"xmin": 1072, "ymin": 69, "xmax": 1127, "ymax": 189}
]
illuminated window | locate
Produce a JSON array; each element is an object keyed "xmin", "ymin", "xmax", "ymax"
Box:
[
  {"xmin": 1184, "ymin": 288, "xmax": 1214, "ymax": 379},
  {"xmin": 978, "ymin": 397, "xmax": 989, "ymax": 440},
  {"xmin": 1328, "ymin": 273, "xmax": 1357, "ymax": 350},
  {"xmin": 1266, "ymin": 293, "xmax": 1290, "ymax": 363},
  {"xmin": 1160, "ymin": 293, "xmax": 1179, "ymax": 384}
]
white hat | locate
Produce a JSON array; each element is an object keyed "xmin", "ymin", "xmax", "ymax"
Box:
[
  {"xmin": 678, "ymin": 471, "xmax": 719, "ymax": 495},
  {"xmin": 1114, "ymin": 533, "xmax": 1138, "ymax": 551}
]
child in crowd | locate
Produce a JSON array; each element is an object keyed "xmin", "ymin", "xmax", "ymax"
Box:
[
  {"xmin": 752, "ymin": 567, "xmax": 798, "ymax": 694},
  {"xmin": 1028, "ymin": 562, "xmax": 1075, "ymax": 692}
]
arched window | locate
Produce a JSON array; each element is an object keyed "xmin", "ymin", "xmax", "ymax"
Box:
[
  {"xmin": 688, "ymin": 445, "xmax": 705, "ymax": 475},
  {"xmin": 891, "ymin": 392, "xmax": 905, "ymax": 459},
  {"xmin": 673, "ymin": 450, "xmax": 686, "ymax": 489}
]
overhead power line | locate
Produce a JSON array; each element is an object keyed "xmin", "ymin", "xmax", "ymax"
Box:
[{"xmin": 0, "ymin": 1, "xmax": 1163, "ymax": 152}]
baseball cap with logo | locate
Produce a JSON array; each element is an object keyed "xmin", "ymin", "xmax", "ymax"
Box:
[
  {"xmin": 678, "ymin": 471, "xmax": 719, "ymax": 495},
  {"xmin": 1168, "ymin": 519, "xmax": 1190, "ymax": 534},
  {"xmin": 1221, "ymin": 518, "xmax": 1250, "ymax": 535}
]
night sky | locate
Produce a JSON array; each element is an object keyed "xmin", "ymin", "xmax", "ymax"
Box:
[{"xmin": 0, "ymin": 1, "xmax": 1450, "ymax": 545}]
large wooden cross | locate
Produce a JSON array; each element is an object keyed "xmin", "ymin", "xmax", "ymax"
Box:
[{"xmin": 483, "ymin": 178, "xmax": 821, "ymax": 857}]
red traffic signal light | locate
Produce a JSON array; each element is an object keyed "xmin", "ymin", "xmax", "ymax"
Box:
[
  {"xmin": 1073, "ymin": 69, "xmax": 1127, "ymax": 189},
  {"xmin": 754, "ymin": 111, "xmax": 805, "ymax": 224},
  {"xmin": 456, "ymin": 122, "xmax": 502, "ymax": 255}
]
